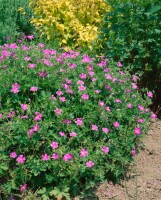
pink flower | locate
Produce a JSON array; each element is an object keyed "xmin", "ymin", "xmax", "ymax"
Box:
[
  {"xmin": 101, "ymin": 146, "xmax": 109, "ymax": 153},
  {"xmin": 105, "ymin": 74, "xmax": 112, "ymax": 80},
  {"xmin": 69, "ymin": 132, "xmax": 77, "ymax": 137},
  {"xmin": 59, "ymin": 131, "xmax": 66, "ymax": 137},
  {"xmin": 30, "ymin": 86, "xmax": 38, "ymax": 92},
  {"xmin": 50, "ymin": 94, "xmax": 56, "ymax": 100},
  {"xmin": 105, "ymin": 107, "xmax": 111, "ymax": 112},
  {"xmin": 11, "ymin": 87, "xmax": 20, "ymax": 94},
  {"xmin": 7, "ymin": 111, "xmax": 15, "ymax": 118},
  {"xmin": 42, "ymin": 153, "xmax": 50, "ymax": 161},
  {"xmin": 80, "ymin": 148, "xmax": 88, "ymax": 157},
  {"xmin": 52, "ymin": 153, "xmax": 59, "ymax": 160},
  {"xmin": 86, "ymin": 161, "xmax": 94, "ymax": 168},
  {"xmin": 78, "ymin": 85, "xmax": 86, "ymax": 91},
  {"xmin": 27, "ymin": 35, "xmax": 34, "ymax": 40},
  {"xmin": 63, "ymin": 153, "xmax": 73, "ymax": 162},
  {"xmin": 33, "ymin": 124, "xmax": 40, "ymax": 132},
  {"xmin": 91, "ymin": 124, "xmax": 98, "ymax": 131},
  {"xmin": 59, "ymin": 97, "xmax": 66, "ymax": 102},
  {"xmin": 88, "ymin": 71, "xmax": 95, "ymax": 77},
  {"xmin": 118, "ymin": 61, "xmax": 122, "ymax": 67},
  {"xmin": 20, "ymin": 184, "xmax": 27, "ymax": 192},
  {"xmin": 104, "ymin": 68, "xmax": 110, "ymax": 72},
  {"xmin": 102, "ymin": 128, "xmax": 109, "ymax": 134},
  {"xmin": 28, "ymin": 63, "xmax": 36, "ymax": 69},
  {"xmin": 95, "ymin": 90, "xmax": 101, "ymax": 94},
  {"xmin": 81, "ymin": 94, "xmax": 89, "ymax": 100},
  {"xmin": 16, "ymin": 155, "xmax": 26, "ymax": 164},
  {"xmin": 79, "ymin": 73, "xmax": 87, "ymax": 79},
  {"xmin": 134, "ymin": 127, "xmax": 141, "ymax": 135},
  {"xmin": 24, "ymin": 56, "xmax": 31, "ymax": 61},
  {"xmin": 151, "ymin": 112, "xmax": 157, "ymax": 119},
  {"xmin": 127, "ymin": 103, "xmax": 133, "ymax": 108},
  {"xmin": 69, "ymin": 63, "xmax": 76, "ymax": 69},
  {"xmin": 10, "ymin": 152, "xmax": 17, "ymax": 158},
  {"xmin": 115, "ymin": 99, "xmax": 122, "ymax": 103},
  {"xmin": 131, "ymin": 148, "xmax": 136, "ymax": 157},
  {"xmin": 132, "ymin": 83, "xmax": 138, "ymax": 89},
  {"xmin": 54, "ymin": 108, "xmax": 62, "ymax": 115},
  {"xmin": 113, "ymin": 122, "xmax": 120, "ymax": 128},
  {"xmin": 147, "ymin": 91, "xmax": 153, "ymax": 98},
  {"xmin": 50, "ymin": 142, "xmax": 59, "ymax": 149},
  {"xmin": 138, "ymin": 104, "xmax": 144, "ymax": 111},
  {"xmin": 21, "ymin": 104, "xmax": 28, "ymax": 111},
  {"xmin": 0, "ymin": 113, "xmax": 2, "ymax": 119},
  {"xmin": 138, "ymin": 118, "xmax": 144, "ymax": 123},
  {"xmin": 34, "ymin": 112, "xmax": 42, "ymax": 121},
  {"xmin": 75, "ymin": 118, "xmax": 83, "ymax": 126},
  {"xmin": 56, "ymin": 90, "xmax": 63, "ymax": 96},
  {"xmin": 77, "ymin": 80, "xmax": 84, "ymax": 85},
  {"xmin": 132, "ymin": 75, "xmax": 138, "ymax": 82},
  {"xmin": 99, "ymin": 102, "xmax": 105, "ymax": 106},
  {"xmin": 11, "ymin": 83, "xmax": 20, "ymax": 94},
  {"xmin": 82, "ymin": 54, "xmax": 91, "ymax": 63}
]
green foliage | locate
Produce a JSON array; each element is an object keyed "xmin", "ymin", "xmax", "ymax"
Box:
[
  {"xmin": 0, "ymin": 0, "xmax": 34, "ymax": 44},
  {"xmin": 99, "ymin": 0, "xmax": 161, "ymax": 73},
  {"xmin": 0, "ymin": 41, "xmax": 152, "ymax": 199}
]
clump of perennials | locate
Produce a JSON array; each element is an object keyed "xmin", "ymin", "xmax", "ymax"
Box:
[{"xmin": 0, "ymin": 39, "xmax": 157, "ymax": 198}]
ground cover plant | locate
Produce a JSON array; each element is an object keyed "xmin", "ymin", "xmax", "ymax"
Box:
[
  {"xmin": 98, "ymin": 0, "xmax": 161, "ymax": 116},
  {"xmin": 0, "ymin": 39, "xmax": 156, "ymax": 199},
  {"xmin": 29, "ymin": 0, "xmax": 110, "ymax": 49}
]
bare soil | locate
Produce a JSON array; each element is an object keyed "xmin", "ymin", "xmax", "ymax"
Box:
[{"xmin": 96, "ymin": 120, "xmax": 161, "ymax": 200}]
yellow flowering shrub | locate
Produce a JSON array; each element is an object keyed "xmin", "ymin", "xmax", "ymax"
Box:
[{"xmin": 29, "ymin": 0, "xmax": 110, "ymax": 48}]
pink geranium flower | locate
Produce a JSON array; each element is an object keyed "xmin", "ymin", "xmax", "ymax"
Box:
[
  {"xmin": 56, "ymin": 90, "xmax": 63, "ymax": 96},
  {"xmin": 80, "ymin": 148, "xmax": 88, "ymax": 157},
  {"xmin": 113, "ymin": 122, "xmax": 120, "ymax": 128},
  {"xmin": 10, "ymin": 152, "xmax": 17, "ymax": 158},
  {"xmin": 147, "ymin": 91, "xmax": 153, "ymax": 98},
  {"xmin": 63, "ymin": 153, "xmax": 73, "ymax": 162},
  {"xmin": 52, "ymin": 153, "xmax": 59, "ymax": 160},
  {"xmin": 30, "ymin": 86, "xmax": 38, "ymax": 92},
  {"xmin": 86, "ymin": 161, "xmax": 94, "ymax": 168},
  {"xmin": 16, "ymin": 155, "xmax": 26, "ymax": 164},
  {"xmin": 50, "ymin": 142, "xmax": 59, "ymax": 149},
  {"xmin": 81, "ymin": 94, "xmax": 89, "ymax": 100},
  {"xmin": 42, "ymin": 153, "xmax": 50, "ymax": 161},
  {"xmin": 78, "ymin": 85, "xmax": 86, "ymax": 91},
  {"xmin": 0, "ymin": 113, "xmax": 2, "ymax": 119},
  {"xmin": 54, "ymin": 108, "xmax": 62, "ymax": 115},
  {"xmin": 21, "ymin": 104, "xmax": 28, "ymax": 111},
  {"xmin": 69, "ymin": 132, "xmax": 77, "ymax": 137},
  {"xmin": 134, "ymin": 127, "xmax": 141, "ymax": 135},
  {"xmin": 11, "ymin": 83, "xmax": 20, "ymax": 94},
  {"xmin": 91, "ymin": 124, "xmax": 98, "ymax": 131},
  {"xmin": 102, "ymin": 128, "xmax": 109, "ymax": 134},
  {"xmin": 75, "ymin": 118, "xmax": 83, "ymax": 126},
  {"xmin": 20, "ymin": 184, "xmax": 27, "ymax": 192},
  {"xmin": 59, "ymin": 132, "xmax": 66, "ymax": 137},
  {"xmin": 79, "ymin": 73, "xmax": 87, "ymax": 79},
  {"xmin": 34, "ymin": 112, "xmax": 42, "ymax": 121},
  {"xmin": 102, "ymin": 146, "xmax": 109, "ymax": 154}
]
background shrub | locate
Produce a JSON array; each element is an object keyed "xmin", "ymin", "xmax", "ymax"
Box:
[
  {"xmin": 29, "ymin": 0, "xmax": 110, "ymax": 49},
  {"xmin": 98, "ymin": 0, "xmax": 161, "ymax": 115},
  {"xmin": 0, "ymin": 0, "xmax": 34, "ymax": 44},
  {"xmin": 0, "ymin": 41, "xmax": 152, "ymax": 199}
]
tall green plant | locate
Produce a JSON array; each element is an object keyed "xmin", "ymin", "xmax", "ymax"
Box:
[{"xmin": 0, "ymin": 0, "xmax": 34, "ymax": 44}]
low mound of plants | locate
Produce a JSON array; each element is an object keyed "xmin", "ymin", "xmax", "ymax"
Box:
[{"xmin": 0, "ymin": 41, "xmax": 155, "ymax": 199}]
